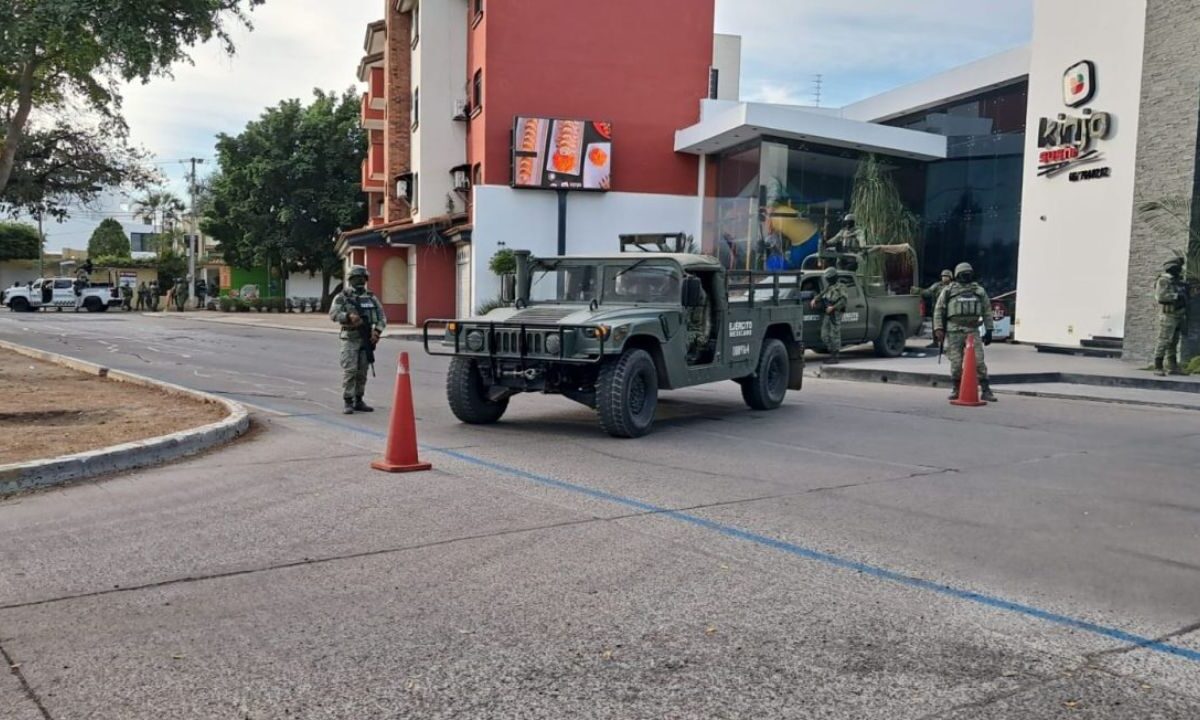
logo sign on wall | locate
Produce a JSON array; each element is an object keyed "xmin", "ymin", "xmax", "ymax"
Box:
[{"xmin": 1037, "ymin": 60, "xmax": 1114, "ymax": 181}]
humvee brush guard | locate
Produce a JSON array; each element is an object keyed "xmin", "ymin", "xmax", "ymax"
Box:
[{"xmin": 424, "ymin": 250, "xmax": 811, "ymax": 438}]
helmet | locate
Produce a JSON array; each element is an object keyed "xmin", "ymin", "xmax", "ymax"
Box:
[
  {"xmin": 347, "ymin": 265, "xmax": 369, "ymax": 281},
  {"xmin": 843, "ymin": 213, "xmax": 856, "ymax": 224},
  {"xmin": 954, "ymin": 262, "xmax": 974, "ymax": 277},
  {"xmin": 823, "ymin": 267, "xmax": 838, "ymax": 281},
  {"xmin": 940, "ymin": 269, "xmax": 953, "ymax": 280}
]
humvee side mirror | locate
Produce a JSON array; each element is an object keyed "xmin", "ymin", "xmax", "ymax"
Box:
[
  {"xmin": 682, "ymin": 276, "xmax": 704, "ymax": 307},
  {"xmin": 499, "ymin": 274, "xmax": 516, "ymax": 304}
]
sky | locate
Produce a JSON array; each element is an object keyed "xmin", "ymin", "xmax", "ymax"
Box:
[{"xmin": 41, "ymin": 0, "xmax": 1033, "ymax": 252}]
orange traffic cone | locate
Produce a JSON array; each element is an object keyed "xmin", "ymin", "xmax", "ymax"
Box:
[
  {"xmin": 950, "ymin": 333, "xmax": 987, "ymax": 407},
  {"xmin": 371, "ymin": 352, "xmax": 433, "ymax": 473}
]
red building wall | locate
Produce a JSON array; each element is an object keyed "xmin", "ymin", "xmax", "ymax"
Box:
[
  {"xmin": 361, "ymin": 248, "xmax": 407, "ymax": 323},
  {"xmin": 468, "ymin": 0, "xmax": 714, "ymax": 196},
  {"xmin": 414, "ymin": 246, "xmax": 456, "ymax": 323}
]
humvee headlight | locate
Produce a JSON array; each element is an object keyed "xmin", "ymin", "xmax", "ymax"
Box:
[
  {"xmin": 465, "ymin": 329, "xmax": 485, "ymax": 352},
  {"xmin": 447, "ymin": 322, "xmax": 460, "ymax": 335},
  {"xmin": 544, "ymin": 333, "xmax": 562, "ymax": 355},
  {"xmin": 584, "ymin": 325, "xmax": 611, "ymax": 340},
  {"xmin": 611, "ymin": 326, "xmax": 630, "ymax": 344}
]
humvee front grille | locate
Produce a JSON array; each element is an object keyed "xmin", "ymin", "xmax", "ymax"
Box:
[{"xmin": 423, "ymin": 320, "xmax": 607, "ymax": 365}]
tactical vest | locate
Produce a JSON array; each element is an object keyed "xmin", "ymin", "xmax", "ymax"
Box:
[{"xmin": 946, "ymin": 287, "xmax": 984, "ymax": 321}]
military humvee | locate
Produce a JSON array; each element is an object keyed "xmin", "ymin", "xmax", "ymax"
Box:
[{"xmin": 424, "ymin": 250, "xmax": 810, "ymax": 438}]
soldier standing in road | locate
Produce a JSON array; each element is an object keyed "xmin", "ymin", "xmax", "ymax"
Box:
[
  {"xmin": 148, "ymin": 280, "xmax": 159, "ymax": 311},
  {"xmin": 812, "ymin": 266, "xmax": 848, "ymax": 364},
  {"xmin": 195, "ymin": 277, "xmax": 208, "ymax": 310},
  {"xmin": 1153, "ymin": 256, "xmax": 1189, "ymax": 376},
  {"xmin": 136, "ymin": 282, "xmax": 148, "ymax": 311},
  {"xmin": 934, "ymin": 262, "xmax": 997, "ymax": 402},
  {"xmin": 330, "ymin": 265, "xmax": 386, "ymax": 414},
  {"xmin": 922, "ymin": 269, "xmax": 954, "ymax": 348},
  {"xmin": 120, "ymin": 283, "xmax": 133, "ymax": 311}
]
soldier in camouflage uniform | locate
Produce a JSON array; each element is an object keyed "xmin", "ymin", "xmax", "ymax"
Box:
[
  {"xmin": 1153, "ymin": 257, "xmax": 1189, "ymax": 376},
  {"xmin": 330, "ymin": 265, "xmax": 386, "ymax": 414},
  {"xmin": 148, "ymin": 281, "xmax": 160, "ymax": 311},
  {"xmin": 922, "ymin": 269, "xmax": 954, "ymax": 348},
  {"xmin": 172, "ymin": 276, "xmax": 188, "ymax": 312},
  {"xmin": 825, "ymin": 213, "xmax": 865, "ymax": 254},
  {"xmin": 812, "ymin": 266, "xmax": 848, "ymax": 364},
  {"xmin": 934, "ymin": 262, "xmax": 996, "ymax": 402}
]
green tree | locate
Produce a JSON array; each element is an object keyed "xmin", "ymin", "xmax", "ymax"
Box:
[
  {"xmin": 203, "ymin": 89, "xmax": 367, "ymax": 309},
  {"xmin": 87, "ymin": 219, "xmax": 131, "ymax": 259},
  {"xmin": 132, "ymin": 190, "xmax": 186, "ymax": 253},
  {"xmin": 0, "ymin": 220, "xmax": 39, "ymax": 260},
  {"xmin": 0, "ymin": 0, "xmax": 264, "ymax": 200}
]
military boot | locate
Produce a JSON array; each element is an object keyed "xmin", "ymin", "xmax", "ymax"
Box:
[
  {"xmin": 981, "ymin": 381, "xmax": 998, "ymax": 403},
  {"xmin": 825, "ymin": 352, "xmax": 840, "ymax": 365},
  {"xmin": 343, "ymin": 399, "xmax": 355, "ymax": 415},
  {"xmin": 948, "ymin": 377, "xmax": 961, "ymax": 401},
  {"xmin": 353, "ymin": 397, "xmax": 374, "ymax": 412},
  {"xmin": 1154, "ymin": 357, "xmax": 1167, "ymax": 377}
]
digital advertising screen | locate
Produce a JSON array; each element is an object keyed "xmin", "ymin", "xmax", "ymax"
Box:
[{"xmin": 512, "ymin": 117, "xmax": 612, "ymax": 191}]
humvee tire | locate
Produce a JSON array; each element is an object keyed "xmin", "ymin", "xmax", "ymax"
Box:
[
  {"xmin": 447, "ymin": 357, "xmax": 508, "ymax": 424},
  {"xmin": 597, "ymin": 348, "xmax": 658, "ymax": 438},
  {"xmin": 741, "ymin": 338, "xmax": 789, "ymax": 410},
  {"xmin": 874, "ymin": 318, "xmax": 907, "ymax": 358}
]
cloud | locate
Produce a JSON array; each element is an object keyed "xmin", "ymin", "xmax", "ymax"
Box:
[{"xmin": 718, "ymin": 0, "xmax": 1033, "ymax": 107}]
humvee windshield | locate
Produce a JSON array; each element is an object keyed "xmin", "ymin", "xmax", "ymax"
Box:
[{"xmin": 528, "ymin": 260, "xmax": 682, "ymax": 304}]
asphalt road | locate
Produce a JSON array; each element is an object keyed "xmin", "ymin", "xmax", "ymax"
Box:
[{"xmin": 2, "ymin": 312, "xmax": 1199, "ymax": 719}]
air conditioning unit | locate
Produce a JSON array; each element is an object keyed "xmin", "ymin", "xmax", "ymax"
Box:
[{"xmin": 452, "ymin": 99, "xmax": 470, "ymax": 121}]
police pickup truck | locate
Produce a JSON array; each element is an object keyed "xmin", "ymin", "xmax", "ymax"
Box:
[
  {"xmin": 425, "ymin": 250, "xmax": 810, "ymax": 438},
  {"xmin": 2, "ymin": 277, "xmax": 122, "ymax": 312}
]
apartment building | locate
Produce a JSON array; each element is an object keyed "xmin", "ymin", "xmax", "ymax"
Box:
[{"xmin": 338, "ymin": 0, "xmax": 724, "ymax": 324}]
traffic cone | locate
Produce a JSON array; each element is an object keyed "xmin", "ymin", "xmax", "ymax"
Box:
[
  {"xmin": 950, "ymin": 333, "xmax": 987, "ymax": 408},
  {"xmin": 371, "ymin": 352, "xmax": 433, "ymax": 473}
]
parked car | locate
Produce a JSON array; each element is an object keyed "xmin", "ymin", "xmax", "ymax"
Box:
[{"xmin": 2, "ymin": 278, "xmax": 121, "ymax": 313}]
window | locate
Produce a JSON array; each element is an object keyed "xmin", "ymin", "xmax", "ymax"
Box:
[
  {"xmin": 471, "ymin": 69, "xmax": 482, "ymax": 115},
  {"xmin": 473, "ymin": 0, "xmax": 484, "ymax": 24},
  {"xmin": 411, "ymin": 87, "xmax": 419, "ymax": 130},
  {"xmin": 411, "ymin": 2, "xmax": 419, "ymax": 48}
]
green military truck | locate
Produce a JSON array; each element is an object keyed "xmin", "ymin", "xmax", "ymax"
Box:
[
  {"xmin": 424, "ymin": 250, "xmax": 810, "ymax": 438},
  {"xmin": 768, "ymin": 246, "xmax": 922, "ymax": 358}
]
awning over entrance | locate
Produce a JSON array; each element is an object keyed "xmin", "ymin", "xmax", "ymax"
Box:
[{"xmin": 674, "ymin": 102, "xmax": 948, "ymax": 161}]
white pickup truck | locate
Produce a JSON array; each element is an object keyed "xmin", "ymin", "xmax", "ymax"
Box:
[{"xmin": 3, "ymin": 278, "xmax": 122, "ymax": 313}]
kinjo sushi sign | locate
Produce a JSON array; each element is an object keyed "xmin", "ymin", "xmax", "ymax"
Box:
[
  {"xmin": 1036, "ymin": 60, "xmax": 1115, "ymax": 182},
  {"xmin": 512, "ymin": 117, "xmax": 612, "ymax": 191}
]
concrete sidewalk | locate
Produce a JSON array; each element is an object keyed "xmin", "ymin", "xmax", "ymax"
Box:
[
  {"xmin": 815, "ymin": 341, "xmax": 1200, "ymax": 410},
  {"xmin": 140, "ymin": 311, "xmax": 430, "ymax": 340}
]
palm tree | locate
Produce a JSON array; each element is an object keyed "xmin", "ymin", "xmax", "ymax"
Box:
[{"xmin": 132, "ymin": 190, "xmax": 186, "ymax": 252}]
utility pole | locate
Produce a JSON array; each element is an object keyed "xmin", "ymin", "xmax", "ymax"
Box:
[
  {"xmin": 37, "ymin": 211, "xmax": 44, "ymax": 278},
  {"xmin": 185, "ymin": 157, "xmax": 205, "ymax": 307}
]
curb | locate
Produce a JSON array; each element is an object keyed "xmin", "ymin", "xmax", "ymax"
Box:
[
  {"xmin": 0, "ymin": 340, "xmax": 251, "ymax": 496},
  {"xmin": 810, "ymin": 364, "xmax": 1200, "ymax": 411},
  {"xmin": 144, "ymin": 313, "xmax": 428, "ymax": 341}
]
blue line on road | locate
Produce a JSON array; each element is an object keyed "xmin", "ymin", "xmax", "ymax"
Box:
[{"xmin": 263, "ymin": 402, "xmax": 1200, "ymax": 664}]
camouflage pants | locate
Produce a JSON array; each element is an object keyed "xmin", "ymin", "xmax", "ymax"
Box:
[
  {"xmin": 1154, "ymin": 313, "xmax": 1185, "ymax": 368},
  {"xmin": 820, "ymin": 312, "xmax": 843, "ymax": 354},
  {"xmin": 946, "ymin": 327, "xmax": 988, "ymax": 381},
  {"xmin": 340, "ymin": 338, "xmax": 370, "ymax": 401}
]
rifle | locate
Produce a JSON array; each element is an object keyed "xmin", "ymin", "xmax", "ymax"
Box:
[
  {"xmin": 346, "ymin": 294, "xmax": 378, "ymax": 377},
  {"xmin": 937, "ymin": 333, "xmax": 945, "ymax": 364}
]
